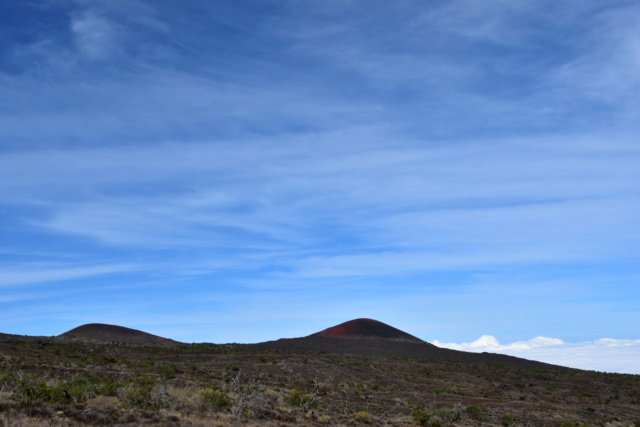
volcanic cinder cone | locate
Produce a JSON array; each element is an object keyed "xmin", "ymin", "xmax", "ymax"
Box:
[{"xmin": 311, "ymin": 318, "xmax": 423, "ymax": 342}]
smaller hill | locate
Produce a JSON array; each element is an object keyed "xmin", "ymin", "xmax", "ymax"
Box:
[
  {"xmin": 311, "ymin": 318, "xmax": 423, "ymax": 342},
  {"xmin": 59, "ymin": 323, "xmax": 177, "ymax": 347}
]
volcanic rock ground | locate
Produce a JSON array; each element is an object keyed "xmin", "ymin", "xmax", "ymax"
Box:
[{"xmin": 0, "ymin": 320, "xmax": 638, "ymax": 425}]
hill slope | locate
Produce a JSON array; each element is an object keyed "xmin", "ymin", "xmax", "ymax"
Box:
[
  {"xmin": 311, "ymin": 318, "xmax": 423, "ymax": 342},
  {"xmin": 251, "ymin": 335, "xmax": 557, "ymax": 369},
  {"xmin": 59, "ymin": 323, "xmax": 177, "ymax": 347},
  {"xmin": 251, "ymin": 318, "xmax": 558, "ymax": 369},
  {"xmin": 55, "ymin": 319, "xmax": 558, "ymax": 369}
]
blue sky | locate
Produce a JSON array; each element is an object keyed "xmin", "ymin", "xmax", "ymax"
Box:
[{"xmin": 1, "ymin": 0, "xmax": 639, "ymax": 373}]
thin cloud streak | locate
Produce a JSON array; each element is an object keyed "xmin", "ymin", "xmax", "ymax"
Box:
[
  {"xmin": 0, "ymin": 263, "xmax": 138, "ymax": 288},
  {"xmin": 1, "ymin": 135, "xmax": 636, "ymax": 277}
]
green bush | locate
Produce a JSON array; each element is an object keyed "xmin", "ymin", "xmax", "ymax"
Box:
[
  {"xmin": 6, "ymin": 372, "xmax": 121, "ymax": 407},
  {"xmin": 501, "ymin": 412, "xmax": 515, "ymax": 426},
  {"xmin": 197, "ymin": 387, "xmax": 231, "ymax": 413},
  {"xmin": 443, "ymin": 386, "xmax": 463, "ymax": 395},
  {"xmin": 64, "ymin": 376, "xmax": 97, "ymax": 404},
  {"xmin": 100, "ymin": 355, "xmax": 118, "ymax": 364},
  {"xmin": 436, "ymin": 408, "xmax": 461, "ymax": 423},
  {"xmin": 284, "ymin": 387, "xmax": 317, "ymax": 409},
  {"xmin": 97, "ymin": 378, "xmax": 121, "ymax": 397},
  {"xmin": 14, "ymin": 374, "xmax": 63, "ymax": 405},
  {"xmin": 466, "ymin": 404, "xmax": 489, "ymax": 422},
  {"xmin": 159, "ymin": 363, "xmax": 177, "ymax": 379},
  {"xmin": 412, "ymin": 409, "xmax": 432, "ymax": 426},
  {"xmin": 120, "ymin": 375, "xmax": 163, "ymax": 411},
  {"xmin": 340, "ymin": 381, "xmax": 366, "ymax": 389},
  {"xmin": 0, "ymin": 371, "xmax": 17, "ymax": 392}
]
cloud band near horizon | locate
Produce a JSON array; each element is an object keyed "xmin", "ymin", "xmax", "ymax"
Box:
[{"xmin": 434, "ymin": 336, "xmax": 640, "ymax": 375}]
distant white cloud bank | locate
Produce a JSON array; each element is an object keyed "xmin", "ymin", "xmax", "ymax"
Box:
[{"xmin": 433, "ymin": 336, "xmax": 640, "ymax": 375}]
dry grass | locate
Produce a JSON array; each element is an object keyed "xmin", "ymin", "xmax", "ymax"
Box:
[{"xmin": 1, "ymin": 332, "xmax": 639, "ymax": 425}]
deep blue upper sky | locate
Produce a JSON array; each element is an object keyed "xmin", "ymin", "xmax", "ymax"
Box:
[{"xmin": 1, "ymin": 1, "xmax": 639, "ymax": 371}]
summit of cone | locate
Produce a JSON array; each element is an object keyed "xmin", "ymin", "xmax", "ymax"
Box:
[{"xmin": 310, "ymin": 318, "xmax": 423, "ymax": 342}]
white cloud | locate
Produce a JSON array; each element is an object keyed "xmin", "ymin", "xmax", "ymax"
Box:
[
  {"xmin": 552, "ymin": 4, "xmax": 640, "ymax": 109},
  {"xmin": 291, "ymin": 249, "xmax": 585, "ymax": 279},
  {"xmin": 1, "ymin": 132, "xmax": 638, "ymax": 278},
  {"xmin": 0, "ymin": 263, "xmax": 137, "ymax": 288},
  {"xmin": 434, "ymin": 335, "xmax": 565, "ymax": 351},
  {"xmin": 433, "ymin": 335, "xmax": 640, "ymax": 374},
  {"xmin": 71, "ymin": 10, "xmax": 119, "ymax": 60}
]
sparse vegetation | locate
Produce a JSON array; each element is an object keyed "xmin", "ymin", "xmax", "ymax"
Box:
[{"xmin": 1, "ymin": 330, "xmax": 639, "ymax": 425}]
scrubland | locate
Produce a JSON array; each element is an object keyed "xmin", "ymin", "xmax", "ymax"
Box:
[{"xmin": 1, "ymin": 334, "xmax": 639, "ymax": 426}]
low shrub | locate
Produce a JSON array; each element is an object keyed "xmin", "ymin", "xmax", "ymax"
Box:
[
  {"xmin": 284, "ymin": 387, "xmax": 317, "ymax": 410},
  {"xmin": 502, "ymin": 412, "xmax": 515, "ymax": 426},
  {"xmin": 353, "ymin": 410, "xmax": 372, "ymax": 423},
  {"xmin": 466, "ymin": 404, "xmax": 489, "ymax": 422},
  {"xmin": 437, "ymin": 407, "xmax": 461, "ymax": 423},
  {"xmin": 412, "ymin": 409, "xmax": 432, "ymax": 426},
  {"xmin": 443, "ymin": 386, "xmax": 463, "ymax": 395},
  {"xmin": 119, "ymin": 376, "xmax": 165, "ymax": 411},
  {"xmin": 197, "ymin": 387, "xmax": 231, "ymax": 413},
  {"xmin": 14, "ymin": 374, "xmax": 64, "ymax": 405}
]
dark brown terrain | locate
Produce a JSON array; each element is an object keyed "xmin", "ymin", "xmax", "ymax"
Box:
[
  {"xmin": 1, "ymin": 320, "xmax": 639, "ymax": 426},
  {"xmin": 60, "ymin": 323, "xmax": 177, "ymax": 347},
  {"xmin": 312, "ymin": 319, "xmax": 424, "ymax": 342},
  {"xmin": 251, "ymin": 318, "xmax": 557, "ymax": 370}
]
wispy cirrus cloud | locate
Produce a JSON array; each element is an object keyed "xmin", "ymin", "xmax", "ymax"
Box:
[
  {"xmin": 2, "ymin": 134, "xmax": 637, "ymax": 272},
  {"xmin": 553, "ymin": 4, "xmax": 640, "ymax": 106},
  {"xmin": 0, "ymin": 263, "xmax": 138, "ymax": 288},
  {"xmin": 1, "ymin": 0, "xmax": 639, "ymax": 348},
  {"xmin": 71, "ymin": 10, "xmax": 119, "ymax": 60}
]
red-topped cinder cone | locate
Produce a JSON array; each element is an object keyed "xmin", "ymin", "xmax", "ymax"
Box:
[{"xmin": 311, "ymin": 318, "xmax": 423, "ymax": 342}]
